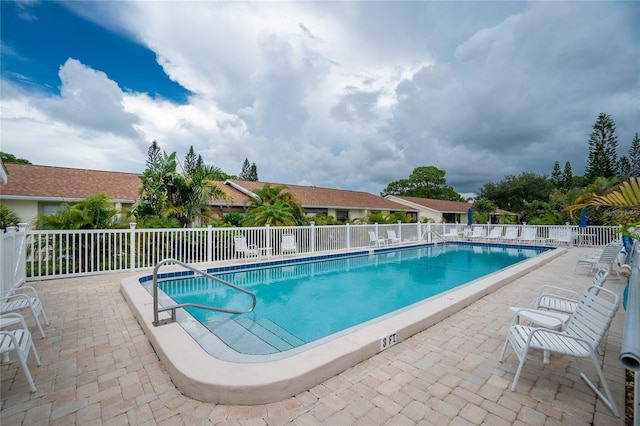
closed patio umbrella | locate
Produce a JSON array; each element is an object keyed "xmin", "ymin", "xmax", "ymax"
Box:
[
  {"xmin": 467, "ymin": 208, "xmax": 473, "ymax": 226},
  {"xmin": 579, "ymin": 208, "xmax": 588, "ymax": 228}
]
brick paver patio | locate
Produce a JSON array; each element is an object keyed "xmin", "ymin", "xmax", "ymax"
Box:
[{"xmin": 0, "ymin": 247, "xmax": 628, "ymax": 425}]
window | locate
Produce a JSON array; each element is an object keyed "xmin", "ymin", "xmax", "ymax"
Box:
[{"xmin": 336, "ymin": 210, "xmax": 349, "ymax": 222}]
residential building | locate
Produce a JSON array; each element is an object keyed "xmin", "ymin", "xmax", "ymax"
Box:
[{"xmin": 0, "ymin": 163, "xmax": 417, "ymax": 225}]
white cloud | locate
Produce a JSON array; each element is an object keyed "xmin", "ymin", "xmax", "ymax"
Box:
[{"xmin": 1, "ymin": 1, "xmax": 638, "ymax": 196}]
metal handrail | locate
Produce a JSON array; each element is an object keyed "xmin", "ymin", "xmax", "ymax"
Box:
[
  {"xmin": 424, "ymin": 230, "xmax": 447, "ymax": 244},
  {"xmin": 152, "ymin": 258, "xmax": 256, "ymax": 326}
]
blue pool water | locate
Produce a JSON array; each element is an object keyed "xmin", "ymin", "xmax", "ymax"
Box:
[{"xmin": 152, "ymin": 243, "xmax": 547, "ymax": 357}]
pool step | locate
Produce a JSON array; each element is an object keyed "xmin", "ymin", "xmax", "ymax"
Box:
[
  {"xmin": 203, "ymin": 317, "xmax": 304, "ymax": 355},
  {"xmin": 237, "ymin": 317, "xmax": 305, "ymax": 348}
]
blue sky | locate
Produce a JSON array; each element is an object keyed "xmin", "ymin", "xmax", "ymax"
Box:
[{"xmin": 1, "ymin": 0, "xmax": 638, "ymax": 196}]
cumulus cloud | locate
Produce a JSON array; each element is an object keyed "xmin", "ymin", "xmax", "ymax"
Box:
[
  {"xmin": 38, "ymin": 59, "xmax": 140, "ymax": 138},
  {"xmin": 1, "ymin": 1, "xmax": 638, "ymax": 195}
]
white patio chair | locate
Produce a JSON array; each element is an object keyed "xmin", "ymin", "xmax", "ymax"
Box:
[
  {"xmin": 234, "ymin": 236, "xmax": 259, "ymax": 261},
  {"xmin": 0, "ymin": 313, "xmax": 41, "ymax": 392},
  {"xmin": 574, "ymin": 240, "xmax": 623, "ymax": 274},
  {"xmin": 468, "ymin": 227, "xmax": 485, "ymax": 241},
  {"xmin": 501, "ymin": 227, "xmax": 519, "ymax": 242},
  {"xmin": 387, "ymin": 230, "xmax": 401, "ymax": 245},
  {"xmin": 500, "ymin": 285, "xmax": 620, "ymax": 417},
  {"xmin": 368, "ymin": 231, "xmax": 387, "ymax": 247},
  {"xmin": 442, "ymin": 226, "xmax": 460, "ymax": 240},
  {"xmin": 281, "ymin": 234, "xmax": 298, "ymax": 254},
  {"xmin": 519, "ymin": 227, "xmax": 541, "ymax": 244},
  {"xmin": 1, "ymin": 286, "xmax": 49, "ymax": 338},
  {"xmin": 534, "ymin": 268, "xmax": 609, "ymax": 315},
  {"xmin": 485, "ymin": 228, "xmax": 502, "ymax": 242}
]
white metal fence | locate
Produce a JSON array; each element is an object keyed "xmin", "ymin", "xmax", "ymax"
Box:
[
  {"xmin": 1, "ymin": 225, "xmax": 27, "ymax": 291},
  {"xmin": 2, "ymin": 222, "xmax": 621, "ymax": 281}
]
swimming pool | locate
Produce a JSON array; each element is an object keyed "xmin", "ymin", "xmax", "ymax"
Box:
[
  {"xmin": 121, "ymin": 242, "xmax": 563, "ymax": 404},
  {"xmin": 151, "ymin": 244, "xmax": 546, "ymax": 360}
]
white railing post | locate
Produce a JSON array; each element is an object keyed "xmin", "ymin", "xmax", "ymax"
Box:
[
  {"xmin": 427, "ymin": 222, "xmax": 432, "ymax": 243},
  {"xmin": 206, "ymin": 225, "xmax": 213, "ymax": 263},
  {"xmin": 417, "ymin": 222, "xmax": 422, "ymax": 242},
  {"xmin": 346, "ymin": 223, "xmax": 351, "ymax": 250},
  {"xmin": 265, "ymin": 225, "xmax": 271, "ymax": 252},
  {"xmin": 310, "ymin": 222, "xmax": 316, "ymax": 253},
  {"xmin": 397, "ymin": 220, "xmax": 402, "ymax": 242},
  {"xmin": 129, "ymin": 223, "xmax": 137, "ymax": 270}
]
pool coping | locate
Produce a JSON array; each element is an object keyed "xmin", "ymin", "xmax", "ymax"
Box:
[{"xmin": 120, "ymin": 245, "xmax": 566, "ymax": 405}]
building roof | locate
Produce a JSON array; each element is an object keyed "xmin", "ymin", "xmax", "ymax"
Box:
[
  {"xmin": 226, "ymin": 179, "xmax": 414, "ymax": 211},
  {"xmin": 388, "ymin": 196, "xmax": 472, "ymax": 213},
  {"xmin": 389, "ymin": 195, "xmax": 512, "ymax": 215},
  {"xmin": 1, "ymin": 163, "xmax": 141, "ymax": 202},
  {"xmin": 0, "ymin": 163, "xmax": 415, "ymax": 213}
]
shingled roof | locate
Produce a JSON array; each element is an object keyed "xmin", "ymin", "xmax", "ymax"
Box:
[
  {"xmin": 390, "ymin": 195, "xmax": 512, "ymax": 215},
  {"xmin": 0, "ymin": 164, "xmax": 414, "ymax": 212},
  {"xmin": 1, "ymin": 163, "xmax": 141, "ymax": 201},
  {"xmin": 226, "ymin": 179, "xmax": 414, "ymax": 211}
]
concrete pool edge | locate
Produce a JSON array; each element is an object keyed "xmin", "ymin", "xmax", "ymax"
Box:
[{"xmin": 120, "ymin": 246, "xmax": 566, "ymax": 405}]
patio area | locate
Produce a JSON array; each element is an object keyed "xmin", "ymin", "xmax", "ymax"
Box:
[{"xmin": 0, "ymin": 247, "xmax": 628, "ymax": 425}]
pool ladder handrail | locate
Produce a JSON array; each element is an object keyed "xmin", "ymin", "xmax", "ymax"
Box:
[
  {"xmin": 422, "ymin": 230, "xmax": 447, "ymax": 245},
  {"xmin": 152, "ymin": 258, "xmax": 257, "ymax": 326}
]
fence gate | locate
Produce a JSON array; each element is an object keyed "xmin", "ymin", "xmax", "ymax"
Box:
[{"xmin": 1, "ymin": 226, "xmax": 27, "ymax": 292}]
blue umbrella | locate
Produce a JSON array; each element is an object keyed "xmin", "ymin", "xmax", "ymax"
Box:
[
  {"xmin": 579, "ymin": 208, "xmax": 588, "ymax": 228},
  {"xmin": 467, "ymin": 208, "xmax": 473, "ymax": 226}
]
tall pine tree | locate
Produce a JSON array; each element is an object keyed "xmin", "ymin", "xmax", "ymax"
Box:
[
  {"xmin": 551, "ymin": 161, "xmax": 562, "ymax": 188},
  {"xmin": 562, "ymin": 161, "xmax": 573, "ymax": 189},
  {"xmin": 239, "ymin": 158, "xmax": 252, "ymax": 180},
  {"xmin": 630, "ymin": 132, "xmax": 640, "ymax": 177},
  {"xmin": 585, "ymin": 113, "xmax": 618, "ymax": 182},
  {"xmin": 146, "ymin": 140, "xmax": 161, "ymax": 168},
  {"xmin": 184, "ymin": 146, "xmax": 198, "ymax": 177}
]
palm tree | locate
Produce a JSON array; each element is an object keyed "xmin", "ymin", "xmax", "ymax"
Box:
[
  {"xmin": 179, "ymin": 165, "xmax": 231, "ymax": 227},
  {"xmin": 244, "ymin": 184, "xmax": 305, "ymax": 226},
  {"xmin": 569, "ymin": 177, "xmax": 640, "ymax": 240}
]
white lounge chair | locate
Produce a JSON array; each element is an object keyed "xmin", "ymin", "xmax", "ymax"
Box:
[
  {"xmin": 281, "ymin": 234, "xmax": 298, "ymax": 254},
  {"xmin": 574, "ymin": 240, "xmax": 623, "ymax": 274},
  {"xmin": 0, "ymin": 313, "xmax": 41, "ymax": 392},
  {"xmin": 0, "ymin": 286, "xmax": 49, "ymax": 338},
  {"xmin": 501, "ymin": 227, "xmax": 519, "ymax": 242},
  {"xmin": 500, "ymin": 285, "xmax": 620, "ymax": 417},
  {"xmin": 234, "ymin": 236, "xmax": 259, "ymax": 260},
  {"xmin": 368, "ymin": 231, "xmax": 387, "ymax": 247},
  {"xmin": 552, "ymin": 228, "xmax": 573, "ymax": 246},
  {"xmin": 442, "ymin": 226, "xmax": 460, "ymax": 240},
  {"xmin": 387, "ymin": 230, "xmax": 401, "ymax": 245},
  {"xmin": 519, "ymin": 227, "xmax": 542, "ymax": 245},
  {"xmin": 468, "ymin": 227, "xmax": 485, "ymax": 241},
  {"xmin": 485, "ymin": 228, "xmax": 502, "ymax": 241}
]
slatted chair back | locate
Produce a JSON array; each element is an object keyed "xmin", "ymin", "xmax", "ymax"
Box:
[{"xmin": 564, "ymin": 285, "xmax": 619, "ymax": 350}]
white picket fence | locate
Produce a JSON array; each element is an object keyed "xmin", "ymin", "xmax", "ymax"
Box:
[{"xmin": 2, "ymin": 222, "xmax": 621, "ymax": 281}]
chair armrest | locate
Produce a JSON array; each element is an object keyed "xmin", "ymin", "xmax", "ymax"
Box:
[
  {"xmin": 0, "ymin": 312, "xmax": 29, "ymax": 329},
  {"xmin": 247, "ymin": 244, "xmax": 258, "ymax": 250},
  {"xmin": 527, "ymin": 327, "xmax": 596, "ymax": 351},
  {"xmin": 0, "ymin": 292, "xmax": 31, "ymax": 303},
  {"xmin": 535, "ymin": 285, "xmax": 580, "ymax": 300}
]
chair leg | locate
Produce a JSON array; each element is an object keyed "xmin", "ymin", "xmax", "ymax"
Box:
[
  {"xmin": 510, "ymin": 353, "xmax": 527, "ymax": 392},
  {"xmin": 29, "ymin": 306, "xmax": 46, "ymax": 338},
  {"xmin": 575, "ymin": 353, "xmax": 620, "ymax": 417},
  {"xmin": 499, "ymin": 335, "xmax": 510, "ymax": 362},
  {"xmin": 39, "ymin": 307, "xmax": 49, "ymax": 326}
]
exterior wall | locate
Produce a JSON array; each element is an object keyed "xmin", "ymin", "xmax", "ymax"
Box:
[
  {"xmin": 2, "ymin": 199, "xmax": 39, "ymax": 224},
  {"xmin": 419, "ymin": 210, "xmax": 443, "ymax": 223}
]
